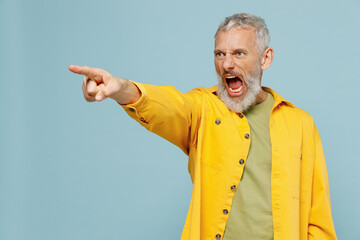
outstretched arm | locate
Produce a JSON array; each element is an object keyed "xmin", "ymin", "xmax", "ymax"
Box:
[
  {"xmin": 69, "ymin": 64, "xmax": 203, "ymax": 154},
  {"xmin": 68, "ymin": 65, "xmax": 141, "ymax": 104}
]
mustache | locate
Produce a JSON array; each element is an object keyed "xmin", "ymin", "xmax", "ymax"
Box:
[
  {"xmin": 221, "ymin": 71, "xmax": 243, "ymax": 78},
  {"xmin": 220, "ymin": 68, "xmax": 262, "ymax": 84},
  {"xmin": 220, "ymin": 71, "xmax": 246, "ymax": 83}
]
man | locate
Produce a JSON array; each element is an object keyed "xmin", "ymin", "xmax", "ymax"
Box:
[{"xmin": 69, "ymin": 13, "xmax": 337, "ymax": 240}]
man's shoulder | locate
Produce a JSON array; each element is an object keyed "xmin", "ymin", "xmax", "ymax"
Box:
[
  {"xmin": 291, "ymin": 105, "xmax": 315, "ymax": 124},
  {"xmin": 266, "ymin": 87, "xmax": 315, "ymax": 124},
  {"xmin": 185, "ymin": 85, "xmax": 220, "ymax": 102},
  {"xmin": 187, "ymin": 85, "xmax": 217, "ymax": 95}
]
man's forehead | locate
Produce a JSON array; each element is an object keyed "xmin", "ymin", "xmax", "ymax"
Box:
[
  {"xmin": 216, "ymin": 26, "xmax": 256, "ymax": 39},
  {"xmin": 215, "ymin": 27, "xmax": 257, "ymax": 48}
]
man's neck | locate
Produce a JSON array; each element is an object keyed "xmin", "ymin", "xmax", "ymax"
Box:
[{"xmin": 254, "ymin": 88, "xmax": 268, "ymax": 105}]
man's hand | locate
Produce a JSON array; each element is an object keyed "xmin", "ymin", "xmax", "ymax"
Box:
[{"xmin": 69, "ymin": 65, "xmax": 140, "ymax": 104}]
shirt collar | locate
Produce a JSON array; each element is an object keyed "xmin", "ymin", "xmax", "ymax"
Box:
[{"xmin": 262, "ymin": 86, "xmax": 295, "ymax": 108}]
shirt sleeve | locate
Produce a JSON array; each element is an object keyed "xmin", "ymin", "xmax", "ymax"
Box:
[
  {"xmin": 121, "ymin": 81, "xmax": 202, "ymax": 155},
  {"xmin": 308, "ymin": 124, "xmax": 337, "ymax": 239}
]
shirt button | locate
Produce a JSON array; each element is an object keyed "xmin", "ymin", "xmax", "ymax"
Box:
[
  {"xmin": 239, "ymin": 159, "xmax": 245, "ymax": 165},
  {"xmin": 230, "ymin": 185, "xmax": 236, "ymax": 191},
  {"xmin": 215, "ymin": 234, "xmax": 222, "ymax": 240},
  {"xmin": 129, "ymin": 108, "xmax": 135, "ymax": 112},
  {"xmin": 244, "ymin": 133, "xmax": 250, "ymax": 139},
  {"xmin": 215, "ymin": 119, "xmax": 221, "ymax": 125},
  {"xmin": 223, "ymin": 209, "xmax": 229, "ymax": 215},
  {"xmin": 239, "ymin": 113, "xmax": 244, "ymax": 118}
]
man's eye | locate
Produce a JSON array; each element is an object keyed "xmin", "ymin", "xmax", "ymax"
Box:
[
  {"xmin": 216, "ymin": 52, "xmax": 224, "ymax": 57},
  {"xmin": 236, "ymin": 52, "xmax": 244, "ymax": 56}
]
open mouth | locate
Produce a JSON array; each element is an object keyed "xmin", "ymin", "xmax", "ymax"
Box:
[{"xmin": 223, "ymin": 74, "xmax": 245, "ymax": 97}]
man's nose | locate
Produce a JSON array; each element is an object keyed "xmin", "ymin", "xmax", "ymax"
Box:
[{"xmin": 222, "ymin": 54, "xmax": 234, "ymax": 71}]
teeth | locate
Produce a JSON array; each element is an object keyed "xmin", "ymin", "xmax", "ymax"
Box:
[
  {"xmin": 226, "ymin": 76, "xmax": 236, "ymax": 79},
  {"xmin": 229, "ymin": 86, "xmax": 242, "ymax": 93}
]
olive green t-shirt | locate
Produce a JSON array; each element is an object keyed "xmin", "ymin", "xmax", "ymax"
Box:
[{"xmin": 223, "ymin": 92, "xmax": 275, "ymax": 240}]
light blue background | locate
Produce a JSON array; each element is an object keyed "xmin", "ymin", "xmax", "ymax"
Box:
[{"xmin": 1, "ymin": 0, "xmax": 359, "ymax": 239}]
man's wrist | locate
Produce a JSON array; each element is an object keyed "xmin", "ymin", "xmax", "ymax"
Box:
[{"xmin": 113, "ymin": 78, "xmax": 141, "ymax": 105}]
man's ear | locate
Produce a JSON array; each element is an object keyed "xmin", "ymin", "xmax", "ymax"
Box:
[{"xmin": 260, "ymin": 47, "xmax": 274, "ymax": 71}]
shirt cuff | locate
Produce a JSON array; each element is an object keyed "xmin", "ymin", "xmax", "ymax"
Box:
[{"xmin": 121, "ymin": 81, "xmax": 149, "ymax": 124}]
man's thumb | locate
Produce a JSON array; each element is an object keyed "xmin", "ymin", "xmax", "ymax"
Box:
[
  {"xmin": 95, "ymin": 91, "xmax": 106, "ymax": 101},
  {"xmin": 95, "ymin": 83, "xmax": 114, "ymax": 101}
]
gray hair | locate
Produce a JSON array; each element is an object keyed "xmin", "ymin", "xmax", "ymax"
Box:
[{"xmin": 215, "ymin": 13, "xmax": 270, "ymax": 56}]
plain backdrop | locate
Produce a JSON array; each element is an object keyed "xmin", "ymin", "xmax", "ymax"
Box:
[{"xmin": 1, "ymin": 0, "xmax": 359, "ymax": 239}]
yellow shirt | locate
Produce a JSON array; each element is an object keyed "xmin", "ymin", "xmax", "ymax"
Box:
[{"xmin": 122, "ymin": 83, "xmax": 337, "ymax": 240}]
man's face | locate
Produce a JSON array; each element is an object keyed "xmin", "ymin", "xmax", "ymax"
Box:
[{"xmin": 214, "ymin": 27, "xmax": 263, "ymax": 112}]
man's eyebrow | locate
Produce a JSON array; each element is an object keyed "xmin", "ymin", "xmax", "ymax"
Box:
[
  {"xmin": 232, "ymin": 48, "xmax": 248, "ymax": 54},
  {"xmin": 213, "ymin": 48, "xmax": 248, "ymax": 54}
]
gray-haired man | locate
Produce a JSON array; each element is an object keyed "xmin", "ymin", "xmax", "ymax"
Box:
[{"xmin": 70, "ymin": 13, "xmax": 337, "ymax": 240}]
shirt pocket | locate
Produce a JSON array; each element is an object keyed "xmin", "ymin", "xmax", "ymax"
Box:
[
  {"xmin": 290, "ymin": 148, "xmax": 302, "ymax": 199},
  {"xmin": 199, "ymin": 116, "xmax": 235, "ymax": 171}
]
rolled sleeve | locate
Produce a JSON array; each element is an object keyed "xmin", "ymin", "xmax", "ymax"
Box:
[
  {"xmin": 121, "ymin": 81, "xmax": 150, "ymax": 125},
  {"xmin": 120, "ymin": 81, "xmax": 203, "ymax": 154}
]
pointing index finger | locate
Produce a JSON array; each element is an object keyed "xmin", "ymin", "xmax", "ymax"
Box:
[
  {"xmin": 68, "ymin": 65, "xmax": 99, "ymax": 79},
  {"xmin": 69, "ymin": 65, "xmax": 92, "ymax": 75}
]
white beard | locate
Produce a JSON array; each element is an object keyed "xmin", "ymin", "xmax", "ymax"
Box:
[{"xmin": 216, "ymin": 68, "xmax": 262, "ymax": 113}]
